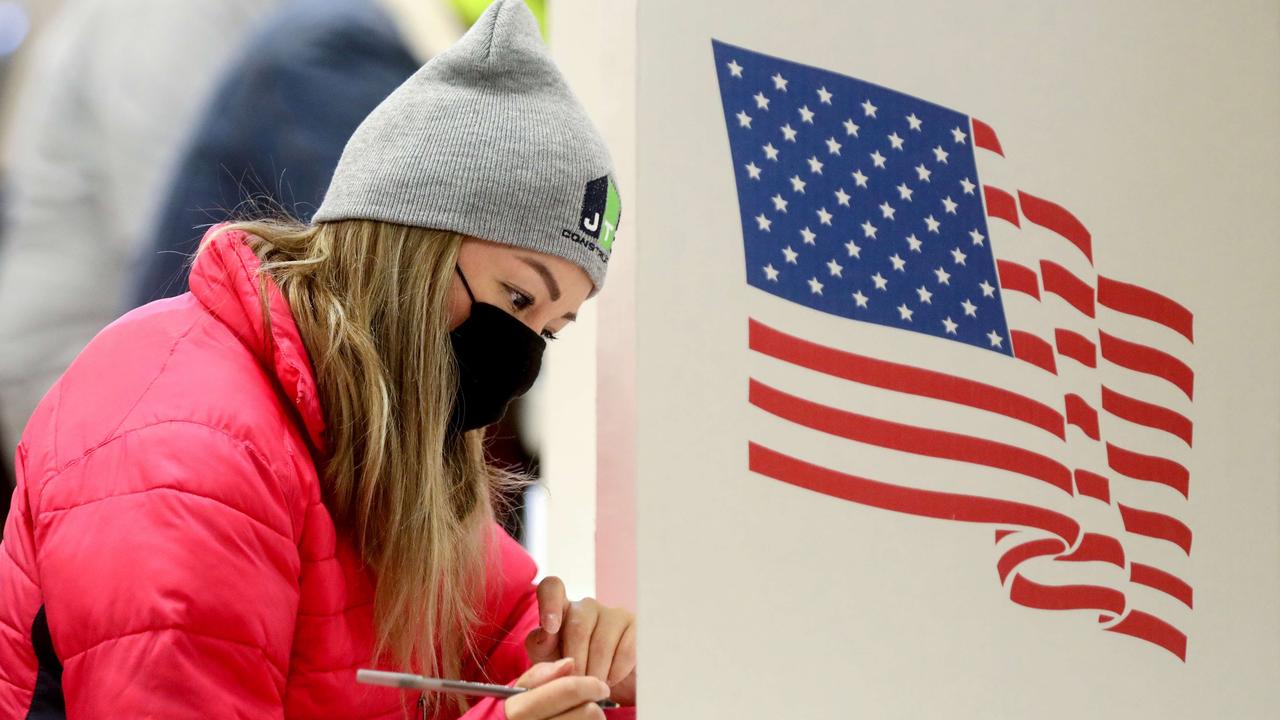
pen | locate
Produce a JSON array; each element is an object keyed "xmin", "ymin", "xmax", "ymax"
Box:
[{"xmin": 356, "ymin": 669, "xmax": 620, "ymax": 709}]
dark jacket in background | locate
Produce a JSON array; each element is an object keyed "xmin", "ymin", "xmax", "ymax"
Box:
[{"xmin": 128, "ymin": 0, "xmax": 419, "ymax": 305}]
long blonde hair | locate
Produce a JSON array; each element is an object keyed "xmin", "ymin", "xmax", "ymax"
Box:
[{"xmin": 203, "ymin": 217, "xmax": 521, "ymax": 708}]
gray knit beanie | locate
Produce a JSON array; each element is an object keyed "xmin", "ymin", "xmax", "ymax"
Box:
[{"xmin": 313, "ymin": 0, "xmax": 620, "ymax": 293}]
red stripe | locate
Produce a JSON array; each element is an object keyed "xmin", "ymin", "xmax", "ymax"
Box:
[
  {"xmin": 1106, "ymin": 610, "xmax": 1187, "ymax": 661},
  {"xmin": 748, "ymin": 443, "xmax": 1080, "ymax": 543},
  {"xmin": 1040, "ymin": 261, "xmax": 1095, "ymax": 317},
  {"xmin": 1118, "ymin": 503, "xmax": 1193, "ymax": 554},
  {"xmin": 996, "ymin": 260, "xmax": 1040, "ymax": 300},
  {"xmin": 983, "ymin": 185, "xmax": 1020, "ymax": 227},
  {"xmin": 1097, "ymin": 276, "xmax": 1194, "ymax": 343},
  {"xmin": 751, "ymin": 380, "xmax": 1074, "ymax": 493},
  {"xmin": 1073, "ymin": 469, "xmax": 1110, "ymax": 503},
  {"xmin": 971, "ymin": 118, "xmax": 1004, "ymax": 156},
  {"xmin": 1008, "ymin": 574, "xmax": 1125, "ymax": 615},
  {"xmin": 1054, "ymin": 329, "xmax": 1097, "ymax": 368},
  {"xmin": 1060, "ymin": 533, "xmax": 1125, "ymax": 567},
  {"xmin": 1017, "ymin": 191, "xmax": 1093, "ymax": 263},
  {"xmin": 998, "ymin": 538, "xmax": 1063, "ymax": 582},
  {"xmin": 994, "ymin": 529, "xmax": 1015, "ymax": 543},
  {"xmin": 1011, "ymin": 331, "xmax": 1056, "ymax": 374},
  {"xmin": 1106, "ymin": 443, "xmax": 1190, "ymax": 497},
  {"xmin": 1099, "ymin": 331, "xmax": 1194, "ymax": 400},
  {"xmin": 1064, "ymin": 394, "xmax": 1100, "ymax": 440},
  {"xmin": 1101, "ymin": 386, "xmax": 1193, "ymax": 446},
  {"xmin": 748, "ymin": 319, "xmax": 1065, "ymax": 438},
  {"xmin": 1130, "ymin": 563, "xmax": 1193, "ymax": 609}
]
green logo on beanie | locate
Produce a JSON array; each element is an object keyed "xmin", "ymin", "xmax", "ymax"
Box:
[{"xmin": 578, "ymin": 175, "xmax": 621, "ymax": 252}]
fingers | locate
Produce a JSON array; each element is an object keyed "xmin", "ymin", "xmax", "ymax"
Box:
[
  {"xmin": 525, "ymin": 625, "xmax": 559, "ymax": 665},
  {"xmin": 535, "ymin": 576, "xmax": 569, "ymax": 634},
  {"xmin": 514, "ymin": 657, "xmax": 576, "ymax": 690},
  {"xmin": 607, "ymin": 622, "xmax": 637, "ymax": 687},
  {"xmin": 585, "ymin": 605, "xmax": 629, "ymax": 683},
  {"xmin": 560, "ymin": 599, "xmax": 599, "ymax": 678},
  {"xmin": 504, "ymin": 673, "xmax": 610, "ymax": 720}
]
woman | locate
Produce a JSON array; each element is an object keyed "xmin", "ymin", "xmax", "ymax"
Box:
[{"xmin": 0, "ymin": 1, "xmax": 633, "ymax": 718}]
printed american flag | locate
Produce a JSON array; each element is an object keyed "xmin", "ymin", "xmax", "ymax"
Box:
[{"xmin": 712, "ymin": 39, "xmax": 1195, "ymax": 660}]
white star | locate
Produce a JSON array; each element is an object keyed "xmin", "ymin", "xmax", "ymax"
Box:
[
  {"xmin": 808, "ymin": 277, "xmax": 824, "ymax": 294},
  {"xmin": 763, "ymin": 264, "xmax": 780, "ymax": 282},
  {"xmin": 872, "ymin": 272, "xmax": 888, "ymax": 290},
  {"xmin": 961, "ymin": 298, "xmax": 977, "ymax": 317},
  {"xmin": 843, "ymin": 119, "xmax": 860, "ymax": 136},
  {"xmin": 879, "ymin": 201, "xmax": 896, "ymax": 220},
  {"xmin": 745, "ymin": 162, "xmax": 762, "ymax": 180},
  {"xmin": 905, "ymin": 234, "xmax": 923, "ymax": 253},
  {"xmin": 852, "ymin": 290, "xmax": 869, "ymax": 308},
  {"xmin": 727, "ymin": 60, "xmax": 743, "ymax": 77},
  {"xmin": 942, "ymin": 196, "xmax": 958, "ymax": 214},
  {"xmin": 951, "ymin": 247, "xmax": 967, "ymax": 265},
  {"xmin": 979, "ymin": 280, "xmax": 996, "ymax": 297},
  {"xmin": 969, "ymin": 229, "xmax": 985, "ymax": 246},
  {"xmin": 807, "ymin": 155, "xmax": 824, "ymax": 174},
  {"xmin": 942, "ymin": 316, "xmax": 958, "ymax": 334},
  {"xmin": 933, "ymin": 145, "xmax": 950, "ymax": 164},
  {"xmin": 915, "ymin": 164, "xmax": 932, "ymax": 182},
  {"xmin": 834, "ymin": 187, "xmax": 851, "ymax": 206},
  {"xmin": 906, "ymin": 113, "xmax": 923, "ymax": 131},
  {"xmin": 817, "ymin": 86, "xmax": 833, "ymax": 104},
  {"xmin": 887, "ymin": 132, "xmax": 905, "ymax": 151},
  {"xmin": 754, "ymin": 213, "xmax": 772, "ymax": 231},
  {"xmin": 889, "ymin": 253, "xmax": 906, "ymax": 272},
  {"xmin": 952, "ymin": 126, "xmax": 968, "ymax": 143},
  {"xmin": 960, "ymin": 177, "xmax": 976, "ymax": 195},
  {"xmin": 762, "ymin": 143, "xmax": 780, "ymax": 161},
  {"xmin": 897, "ymin": 183, "xmax": 914, "ymax": 201},
  {"xmin": 789, "ymin": 175, "xmax": 806, "ymax": 193},
  {"xmin": 736, "ymin": 111, "xmax": 752, "ymax": 128},
  {"xmin": 924, "ymin": 215, "xmax": 941, "ymax": 234},
  {"xmin": 771, "ymin": 194, "xmax": 788, "ymax": 212},
  {"xmin": 799, "ymin": 226, "xmax": 817, "ymax": 245},
  {"xmin": 934, "ymin": 266, "xmax": 951, "ymax": 285},
  {"xmin": 820, "ymin": 138, "xmax": 841, "ymax": 158},
  {"xmin": 782, "ymin": 246, "xmax": 799, "ymax": 264},
  {"xmin": 870, "ymin": 150, "xmax": 887, "ymax": 169},
  {"xmin": 827, "ymin": 258, "xmax": 843, "ymax": 277},
  {"xmin": 753, "ymin": 92, "xmax": 770, "ymax": 110},
  {"xmin": 987, "ymin": 330, "xmax": 1004, "ymax": 348},
  {"xmin": 852, "ymin": 169, "xmax": 869, "ymax": 188},
  {"xmin": 817, "ymin": 207, "xmax": 833, "ymax": 226},
  {"xmin": 861, "ymin": 98, "xmax": 878, "ymax": 117},
  {"xmin": 916, "ymin": 285, "xmax": 933, "ymax": 304},
  {"xmin": 861, "ymin": 220, "xmax": 878, "ymax": 238},
  {"xmin": 772, "ymin": 72, "xmax": 788, "ymax": 91},
  {"xmin": 845, "ymin": 240, "xmax": 862, "ymax": 258},
  {"xmin": 798, "ymin": 105, "xmax": 815, "ymax": 124},
  {"xmin": 897, "ymin": 303, "xmax": 914, "ymax": 321},
  {"xmin": 781, "ymin": 123, "xmax": 798, "ymax": 142}
]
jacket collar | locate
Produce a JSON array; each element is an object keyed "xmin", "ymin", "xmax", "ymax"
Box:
[{"xmin": 188, "ymin": 225, "xmax": 328, "ymax": 457}]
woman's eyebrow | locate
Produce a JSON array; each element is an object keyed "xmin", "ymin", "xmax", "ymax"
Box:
[{"xmin": 518, "ymin": 256, "xmax": 561, "ymax": 301}]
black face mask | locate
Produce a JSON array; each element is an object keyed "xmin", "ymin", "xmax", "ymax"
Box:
[{"xmin": 448, "ymin": 266, "xmax": 547, "ymax": 433}]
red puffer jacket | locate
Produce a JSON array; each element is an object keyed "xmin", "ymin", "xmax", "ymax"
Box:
[{"xmin": 0, "ymin": 227, "xmax": 536, "ymax": 718}]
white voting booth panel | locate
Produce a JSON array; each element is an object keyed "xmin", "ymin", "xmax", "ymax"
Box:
[{"xmin": 621, "ymin": 1, "xmax": 1280, "ymax": 718}]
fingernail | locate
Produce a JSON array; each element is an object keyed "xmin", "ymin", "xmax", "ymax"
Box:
[
  {"xmin": 597, "ymin": 680, "xmax": 611, "ymax": 698},
  {"xmin": 544, "ymin": 613, "xmax": 561, "ymax": 634},
  {"xmin": 554, "ymin": 657, "xmax": 573, "ymax": 670}
]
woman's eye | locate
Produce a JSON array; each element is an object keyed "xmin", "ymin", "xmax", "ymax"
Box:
[
  {"xmin": 541, "ymin": 329, "xmax": 559, "ymax": 342},
  {"xmin": 508, "ymin": 288, "xmax": 533, "ymax": 311}
]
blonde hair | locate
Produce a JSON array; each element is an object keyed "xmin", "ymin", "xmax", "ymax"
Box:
[{"xmin": 202, "ymin": 217, "xmax": 523, "ymax": 711}]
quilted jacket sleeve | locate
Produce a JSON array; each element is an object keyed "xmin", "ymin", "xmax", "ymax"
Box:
[{"xmin": 34, "ymin": 422, "xmax": 302, "ymax": 718}]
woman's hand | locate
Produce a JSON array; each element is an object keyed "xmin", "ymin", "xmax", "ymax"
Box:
[
  {"xmin": 505, "ymin": 658, "xmax": 611, "ymax": 720},
  {"xmin": 523, "ymin": 576, "xmax": 637, "ymax": 706}
]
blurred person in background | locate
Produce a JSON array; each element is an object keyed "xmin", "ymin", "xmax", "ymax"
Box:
[
  {"xmin": 0, "ymin": 0, "xmax": 283, "ymax": 473},
  {"xmin": 0, "ymin": 1, "xmax": 634, "ymax": 717},
  {"xmin": 123, "ymin": 0, "xmax": 547, "ymax": 542}
]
